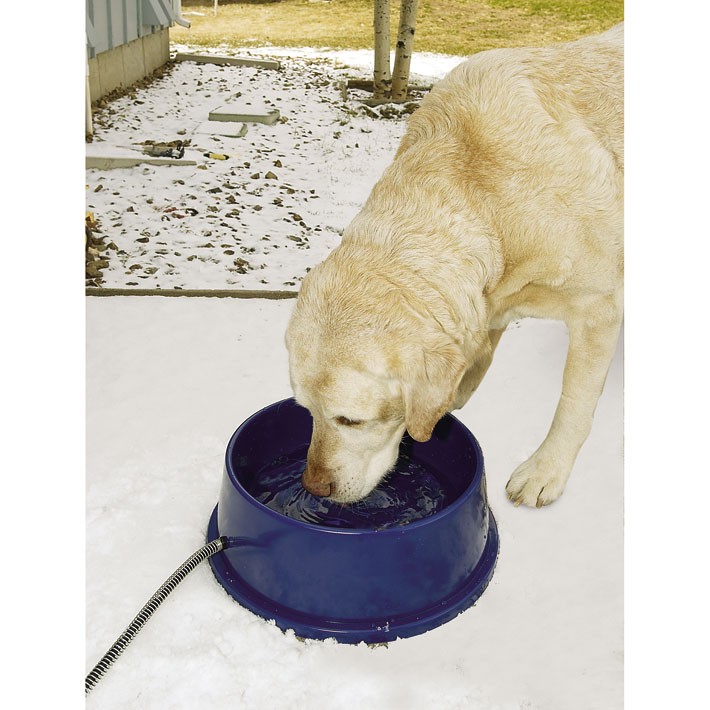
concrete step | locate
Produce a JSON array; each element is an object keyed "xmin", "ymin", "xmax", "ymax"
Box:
[
  {"xmin": 86, "ymin": 144, "xmax": 197, "ymax": 169},
  {"xmin": 174, "ymin": 53, "xmax": 280, "ymax": 71},
  {"xmin": 208, "ymin": 103, "xmax": 280, "ymax": 125},
  {"xmin": 194, "ymin": 121, "xmax": 248, "ymax": 138},
  {"xmin": 86, "ymin": 155, "xmax": 197, "ymax": 169}
]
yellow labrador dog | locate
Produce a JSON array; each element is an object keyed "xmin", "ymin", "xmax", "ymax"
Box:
[{"xmin": 286, "ymin": 24, "xmax": 623, "ymax": 508}]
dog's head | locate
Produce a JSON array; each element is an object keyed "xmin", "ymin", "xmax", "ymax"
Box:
[{"xmin": 285, "ymin": 250, "xmax": 467, "ymax": 503}]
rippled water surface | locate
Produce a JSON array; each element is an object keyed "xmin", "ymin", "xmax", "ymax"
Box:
[{"xmin": 247, "ymin": 447, "xmax": 455, "ymax": 529}]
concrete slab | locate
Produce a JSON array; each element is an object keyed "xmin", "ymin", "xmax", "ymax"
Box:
[
  {"xmin": 143, "ymin": 30, "xmax": 170, "ymax": 75},
  {"xmin": 86, "ymin": 155, "xmax": 197, "ymax": 170},
  {"xmin": 194, "ymin": 121, "xmax": 249, "ymax": 138},
  {"xmin": 208, "ymin": 104, "xmax": 280, "ymax": 125},
  {"xmin": 175, "ymin": 53, "xmax": 280, "ymax": 70},
  {"xmin": 89, "ymin": 29, "xmax": 170, "ymax": 102},
  {"xmin": 96, "ymin": 48, "xmax": 127, "ymax": 98},
  {"xmin": 121, "ymin": 38, "xmax": 147, "ymax": 88}
]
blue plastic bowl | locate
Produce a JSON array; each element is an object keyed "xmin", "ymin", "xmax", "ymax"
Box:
[{"xmin": 207, "ymin": 397, "xmax": 498, "ymax": 643}]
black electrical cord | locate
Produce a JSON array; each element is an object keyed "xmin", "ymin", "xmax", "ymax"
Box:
[{"xmin": 85, "ymin": 535, "xmax": 229, "ymax": 695}]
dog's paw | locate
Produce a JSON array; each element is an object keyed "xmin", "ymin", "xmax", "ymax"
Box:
[{"xmin": 505, "ymin": 453, "xmax": 570, "ymax": 508}]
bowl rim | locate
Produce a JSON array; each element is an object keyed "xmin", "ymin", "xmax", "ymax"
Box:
[{"xmin": 224, "ymin": 397, "xmax": 485, "ymax": 536}]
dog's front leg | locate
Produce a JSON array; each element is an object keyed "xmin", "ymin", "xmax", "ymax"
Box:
[{"xmin": 505, "ymin": 306, "xmax": 622, "ymax": 507}]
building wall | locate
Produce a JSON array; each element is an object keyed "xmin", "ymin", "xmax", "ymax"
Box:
[
  {"xmin": 87, "ymin": 0, "xmax": 178, "ymax": 102},
  {"xmin": 87, "ymin": 0, "xmax": 178, "ymax": 57},
  {"xmin": 88, "ymin": 28, "xmax": 170, "ymax": 101}
]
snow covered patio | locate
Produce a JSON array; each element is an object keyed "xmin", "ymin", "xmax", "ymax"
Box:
[
  {"xmin": 86, "ymin": 295, "xmax": 623, "ymax": 709},
  {"xmin": 84, "ymin": 47, "xmax": 463, "ymax": 293}
]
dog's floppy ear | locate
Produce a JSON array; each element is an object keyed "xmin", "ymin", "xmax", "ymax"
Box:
[{"xmin": 401, "ymin": 341, "xmax": 467, "ymax": 442}]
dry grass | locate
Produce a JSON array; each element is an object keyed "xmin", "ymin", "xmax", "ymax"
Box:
[{"xmin": 175, "ymin": 0, "xmax": 623, "ymax": 56}]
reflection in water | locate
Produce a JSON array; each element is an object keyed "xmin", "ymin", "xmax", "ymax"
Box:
[{"xmin": 248, "ymin": 447, "xmax": 454, "ymax": 529}]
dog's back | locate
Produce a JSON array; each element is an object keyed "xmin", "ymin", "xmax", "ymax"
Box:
[
  {"xmin": 522, "ymin": 23, "xmax": 623, "ymax": 169},
  {"xmin": 382, "ymin": 24, "xmax": 624, "ymax": 297},
  {"xmin": 401, "ymin": 23, "xmax": 623, "ymax": 165}
]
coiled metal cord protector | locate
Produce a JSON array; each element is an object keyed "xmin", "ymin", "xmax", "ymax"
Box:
[{"xmin": 85, "ymin": 535, "xmax": 229, "ymax": 695}]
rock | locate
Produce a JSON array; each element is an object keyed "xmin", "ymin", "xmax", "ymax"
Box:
[{"xmin": 86, "ymin": 263, "xmax": 102, "ymax": 278}]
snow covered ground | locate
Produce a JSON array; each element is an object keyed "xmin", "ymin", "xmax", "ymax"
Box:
[
  {"xmin": 86, "ymin": 46, "xmax": 463, "ymax": 291},
  {"xmin": 86, "ymin": 298, "xmax": 623, "ymax": 710},
  {"xmin": 85, "ymin": 46, "xmax": 623, "ymax": 709}
]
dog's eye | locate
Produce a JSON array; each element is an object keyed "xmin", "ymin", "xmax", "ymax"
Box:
[{"xmin": 334, "ymin": 416, "xmax": 362, "ymax": 427}]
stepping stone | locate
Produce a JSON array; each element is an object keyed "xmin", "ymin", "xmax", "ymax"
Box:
[
  {"xmin": 86, "ymin": 155, "xmax": 197, "ymax": 169},
  {"xmin": 175, "ymin": 53, "xmax": 280, "ymax": 71},
  {"xmin": 194, "ymin": 121, "xmax": 248, "ymax": 138},
  {"xmin": 85, "ymin": 145, "xmax": 196, "ymax": 170},
  {"xmin": 209, "ymin": 103, "xmax": 280, "ymax": 125}
]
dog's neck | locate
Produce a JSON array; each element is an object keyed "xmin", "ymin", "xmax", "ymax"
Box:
[{"xmin": 342, "ymin": 209, "xmax": 501, "ymax": 361}]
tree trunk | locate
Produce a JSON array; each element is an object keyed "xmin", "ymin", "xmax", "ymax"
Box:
[
  {"xmin": 390, "ymin": 0, "xmax": 419, "ymax": 102},
  {"xmin": 373, "ymin": 0, "xmax": 392, "ymax": 101}
]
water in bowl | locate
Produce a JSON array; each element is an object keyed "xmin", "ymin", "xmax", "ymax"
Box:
[{"xmin": 247, "ymin": 446, "xmax": 456, "ymax": 529}]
